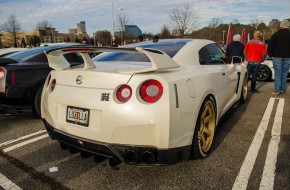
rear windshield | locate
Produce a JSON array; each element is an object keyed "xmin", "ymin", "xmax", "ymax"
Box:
[
  {"xmin": 94, "ymin": 41, "xmax": 187, "ymax": 62},
  {"xmin": 4, "ymin": 47, "xmax": 50, "ymax": 61}
]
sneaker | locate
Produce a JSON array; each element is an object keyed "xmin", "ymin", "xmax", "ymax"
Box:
[
  {"xmin": 271, "ymin": 91, "xmax": 280, "ymax": 96},
  {"xmin": 280, "ymin": 90, "xmax": 286, "ymax": 94}
]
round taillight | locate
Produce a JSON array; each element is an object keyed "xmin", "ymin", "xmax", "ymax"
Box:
[
  {"xmin": 50, "ymin": 79, "xmax": 56, "ymax": 92},
  {"xmin": 0, "ymin": 68, "xmax": 5, "ymax": 80},
  {"xmin": 46, "ymin": 74, "xmax": 51, "ymax": 87},
  {"xmin": 116, "ymin": 84, "xmax": 132, "ymax": 103},
  {"xmin": 140, "ymin": 80, "xmax": 163, "ymax": 103}
]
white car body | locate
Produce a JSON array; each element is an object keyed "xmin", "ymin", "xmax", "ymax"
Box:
[
  {"xmin": 258, "ymin": 59, "xmax": 290, "ymax": 81},
  {"xmin": 41, "ymin": 39, "xmax": 248, "ymax": 166},
  {"xmin": 261, "ymin": 60, "xmax": 275, "ymax": 80}
]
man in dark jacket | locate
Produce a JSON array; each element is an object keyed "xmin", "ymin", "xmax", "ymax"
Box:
[
  {"xmin": 267, "ymin": 19, "xmax": 290, "ymax": 95},
  {"xmin": 226, "ymin": 34, "xmax": 245, "ymax": 63}
]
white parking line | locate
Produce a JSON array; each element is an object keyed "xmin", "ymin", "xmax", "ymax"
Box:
[
  {"xmin": 0, "ymin": 130, "xmax": 46, "ymax": 148},
  {"xmin": 0, "ymin": 172, "xmax": 22, "ymax": 190},
  {"xmin": 259, "ymin": 98, "xmax": 284, "ymax": 189},
  {"xmin": 2, "ymin": 134, "xmax": 49, "ymax": 153},
  {"xmin": 232, "ymin": 97, "xmax": 275, "ymax": 190}
]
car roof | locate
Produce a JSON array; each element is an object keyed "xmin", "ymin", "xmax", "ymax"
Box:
[{"xmin": 3, "ymin": 44, "xmax": 89, "ymax": 60}]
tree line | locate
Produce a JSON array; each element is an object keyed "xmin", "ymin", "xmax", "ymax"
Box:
[{"xmin": 0, "ymin": 2, "xmax": 288, "ymax": 48}]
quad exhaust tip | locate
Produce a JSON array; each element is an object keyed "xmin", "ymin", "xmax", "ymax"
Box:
[{"xmin": 125, "ymin": 149, "xmax": 157, "ymax": 164}]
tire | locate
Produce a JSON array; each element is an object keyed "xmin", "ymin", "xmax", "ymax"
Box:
[
  {"xmin": 192, "ymin": 96, "xmax": 216, "ymax": 159},
  {"xmin": 31, "ymin": 85, "xmax": 43, "ymax": 118},
  {"xmin": 257, "ymin": 65, "xmax": 272, "ymax": 81},
  {"xmin": 240, "ymin": 73, "xmax": 248, "ymax": 104}
]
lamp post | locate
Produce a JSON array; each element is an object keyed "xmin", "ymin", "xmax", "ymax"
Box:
[
  {"xmin": 119, "ymin": 7, "xmax": 124, "ymax": 45},
  {"xmin": 262, "ymin": 30, "xmax": 266, "ymax": 41},
  {"xmin": 111, "ymin": 0, "xmax": 115, "ymax": 44},
  {"xmin": 222, "ymin": 30, "xmax": 226, "ymax": 45}
]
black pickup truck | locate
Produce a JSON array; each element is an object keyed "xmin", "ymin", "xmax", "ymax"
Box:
[{"xmin": 0, "ymin": 44, "xmax": 98, "ymax": 118}]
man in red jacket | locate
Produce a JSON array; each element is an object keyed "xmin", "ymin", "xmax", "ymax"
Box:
[{"xmin": 244, "ymin": 31, "xmax": 267, "ymax": 92}]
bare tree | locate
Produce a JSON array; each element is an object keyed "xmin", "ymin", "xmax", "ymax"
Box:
[
  {"xmin": 94, "ymin": 30, "xmax": 112, "ymax": 46},
  {"xmin": 36, "ymin": 20, "xmax": 53, "ymax": 29},
  {"xmin": 250, "ymin": 18, "xmax": 262, "ymax": 29},
  {"xmin": 169, "ymin": 3, "xmax": 198, "ymax": 37},
  {"xmin": 208, "ymin": 18, "xmax": 221, "ymax": 40},
  {"xmin": 36, "ymin": 20, "xmax": 53, "ymax": 42},
  {"xmin": 2, "ymin": 15, "xmax": 22, "ymax": 47},
  {"xmin": 159, "ymin": 24, "xmax": 171, "ymax": 39},
  {"xmin": 116, "ymin": 9, "xmax": 128, "ymax": 45}
]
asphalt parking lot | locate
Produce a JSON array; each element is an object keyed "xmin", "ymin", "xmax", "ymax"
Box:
[{"xmin": 0, "ymin": 81, "xmax": 289, "ymax": 190}]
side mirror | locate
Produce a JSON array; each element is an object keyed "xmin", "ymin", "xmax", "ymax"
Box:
[
  {"xmin": 231, "ymin": 56, "xmax": 243, "ymax": 68},
  {"xmin": 231, "ymin": 56, "xmax": 243, "ymax": 64}
]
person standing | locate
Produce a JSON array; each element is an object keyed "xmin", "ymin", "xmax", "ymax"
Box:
[
  {"xmin": 226, "ymin": 34, "xmax": 245, "ymax": 63},
  {"xmin": 244, "ymin": 31, "xmax": 267, "ymax": 92},
  {"xmin": 267, "ymin": 19, "xmax": 290, "ymax": 96}
]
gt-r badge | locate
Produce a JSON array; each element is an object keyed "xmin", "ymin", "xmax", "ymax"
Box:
[
  {"xmin": 76, "ymin": 75, "xmax": 83, "ymax": 85},
  {"xmin": 101, "ymin": 93, "xmax": 110, "ymax": 101}
]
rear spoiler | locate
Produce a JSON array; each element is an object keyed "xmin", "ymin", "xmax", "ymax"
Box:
[{"xmin": 45, "ymin": 46, "xmax": 180, "ymax": 74}]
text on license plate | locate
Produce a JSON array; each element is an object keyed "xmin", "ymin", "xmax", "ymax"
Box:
[{"xmin": 66, "ymin": 106, "xmax": 90, "ymax": 127}]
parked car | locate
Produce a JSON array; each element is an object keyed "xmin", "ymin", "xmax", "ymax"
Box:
[
  {"xmin": 0, "ymin": 44, "xmax": 91, "ymax": 117},
  {"xmin": 41, "ymin": 39, "xmax": 248, "ymax": 167},
  {"xmin": 257, "ymin": 57, "xmax": 290, "ymax": 81},
  {"xmin": 0, "ymin": 48, "xmax": 27, "ymax": 57}
]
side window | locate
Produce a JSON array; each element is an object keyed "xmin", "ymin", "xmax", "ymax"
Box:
[
  {"xmin": 199, "ymin": 47, "xmax": 212, "ymax": 65},
  {"xmin": 206, "ymin": 44, "xmax": 228, "ymax": 64},
  {"xmin": 26, "ymin": 53, "xmax": 48, "ymax": 63}
]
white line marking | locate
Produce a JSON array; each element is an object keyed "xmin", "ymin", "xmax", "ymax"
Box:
[
  {"xmin": 0, "ymin": 172, "xmax": 22, "ymax": 190},
  {"xmin": 232, "ymin": 97, "xmax": 275, "ymax": 190},
  {"xmin": 2, "ymin": 134, "xmax": 49, "ymax": 153},
  {"xmin": 0, "ymin": 130, "xmax": 46, "ymax": 148},
  {"xmin": 259, "ymin": 98, "xmax": 284, "ymax": 190}
]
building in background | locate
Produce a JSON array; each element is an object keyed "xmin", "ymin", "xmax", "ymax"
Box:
[
  {"xmin": 125, "ymin": 25, "xmax": 142, "ymax": 38},
  {"xmin": 77, "ymin": 21, "xmax": 86, "ymax": 34},
  {"xmin": 0, "ymin": 21, "xmax": 90, "ymax": 48}
]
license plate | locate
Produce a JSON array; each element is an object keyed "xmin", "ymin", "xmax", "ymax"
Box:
[{"xmin": 66, "ymin": 106, "xmax": 90, "ymax": 127}]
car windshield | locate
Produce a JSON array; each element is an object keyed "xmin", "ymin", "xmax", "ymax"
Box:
[{"xmin": 94, "ymin": 41, "xmax": 188, "ymax": 62}]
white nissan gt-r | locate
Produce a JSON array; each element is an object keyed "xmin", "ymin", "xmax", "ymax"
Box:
[{"xmin": 41, "ymin": 39, "xmax": 248, "ymax": 167}]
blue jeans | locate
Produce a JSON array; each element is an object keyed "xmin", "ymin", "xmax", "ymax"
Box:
[
  {"xmin": 273, "ymin": 57, "xmax": 290, "ymax": 93},
  {"xmin": 247, "ymin": 62, "xmax": 261, "ymax": 91}
]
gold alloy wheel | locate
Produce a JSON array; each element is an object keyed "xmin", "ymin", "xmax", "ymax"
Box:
[
  {"xmin": 242, "ymin": 75, "xmax": 248, "ymax": 101},
  {"xmin": 199, "ymin": 100, "xmax": 216, "ymax": 153}
]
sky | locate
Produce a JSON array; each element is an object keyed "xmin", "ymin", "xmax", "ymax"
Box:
[{"xmin": 0, "ymin": 0, "xmax": 289, "ymax": 37}]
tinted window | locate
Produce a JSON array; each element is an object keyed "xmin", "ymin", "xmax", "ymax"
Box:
[
  {"xmin": 4, "ymin": 47, "xmax": 48, "ymax": 61},
  {"xmin": 4, "ymin": 46, "xmax": 84, "ymax": 66},
  {"xmin": 94, "ymin": 41, "xmax": 187, "ymax": 62},
  {"xmin": 199, "ymin": 43, "xmax": 228, "ymax": 64},
  {"xmin": 64, "ymin": 53, "xmax": 84, "ymax": 66},
  {"xmin": 27, "ymin": 53, "xmax": 48, "ymax": 63}
]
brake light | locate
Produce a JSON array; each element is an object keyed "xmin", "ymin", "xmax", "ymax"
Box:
[
  {"xmin": 116, "ymin": 84, "xmax": 132, "ymax": 103},
  {"xmin": 0, "ymin": 69, "xmax": 4, "ymax": 80},
  {"xmin": 50, "ymin": 79, "xmax": 56, "ymax": 92},
  {"xmin": 140, "ymin": 80, "xmax": 163, "ymax": 103},
  {"xmin": 11, "ymin": 71, "xmax": 15, "ymax": 84},
  {"xmin": 63, "ymin": 49, "xmax": 93, "ymax": 53}
]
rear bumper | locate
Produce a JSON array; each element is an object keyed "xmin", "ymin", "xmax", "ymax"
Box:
[{"xmin": 43, "ymin": 119, "xmax": 191, "ymax": 166}]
